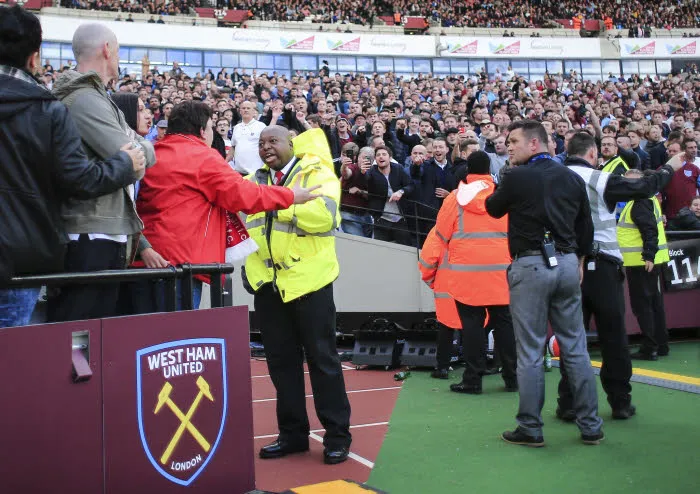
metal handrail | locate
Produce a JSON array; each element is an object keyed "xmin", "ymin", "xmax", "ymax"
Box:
[{"xmin": 7, "ymin": 263, "xmax": 235, "ymax": 312}]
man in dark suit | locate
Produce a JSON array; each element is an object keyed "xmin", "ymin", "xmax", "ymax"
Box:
[
  {"xmin": 628, "ymin": 129, "xmax": 651, "ymax": 170},
  {"xmin": 410, "ymin": 137, "xmax": 457, "ymax": 246},
  {"xmin": 365, "ymin": 146, "xmax": 415, "ymax": 246}
]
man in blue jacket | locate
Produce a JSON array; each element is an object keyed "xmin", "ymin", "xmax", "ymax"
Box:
[{"xmin": 0, "ymin": 6, "xmax": 144, "ymax": 327}]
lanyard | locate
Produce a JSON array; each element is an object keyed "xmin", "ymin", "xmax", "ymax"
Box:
[{"xmin": 527, "ymin": 153, "xmax": 551, "ymax": 164}]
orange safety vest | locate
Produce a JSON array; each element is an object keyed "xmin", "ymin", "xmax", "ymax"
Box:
[
  {"xmin": 426, "ymin": 174, "xmax": 510, "ymax": 306},
  {"xmin": 418, "ymin": 228, "xmax": 461, "ymax": 329},
  {"xmin": 604, "ymin": 16, "xmax": 613, "ymax": 30},
  {"xmin": 573, "ymin": 16, "xmax": 581, "ymax": 30}
]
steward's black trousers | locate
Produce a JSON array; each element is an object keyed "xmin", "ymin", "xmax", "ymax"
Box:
[
  {"xmin": 255, "ymin": 282, "xmax": 351, "ymax": 450},
  {"xmin": 456, "ymin": 302, "xmax": 517, "ymax": 386},
  {"xmin": 558, "ymin": 257, "xmax": 633, "ymax": 411},
  {"xmin": 626, "ymin": 265, "xmax": 668, "ymax": 354}
]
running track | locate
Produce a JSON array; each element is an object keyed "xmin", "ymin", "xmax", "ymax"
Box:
[{"xmin": 249, "ymin": 358, "xmax": 402, "ymax": 492}]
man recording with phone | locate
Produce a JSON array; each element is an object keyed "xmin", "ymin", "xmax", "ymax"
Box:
[{"xmin": 339, "ymin": 143, "xmax": 372, "ymax": 238}]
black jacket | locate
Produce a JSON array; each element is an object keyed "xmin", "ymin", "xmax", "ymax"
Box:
[
  {"xmin": 410, "ymin": 158, "xmax": 457, "ymax": 219},
  {"xmin": 668, "ymin": 207, "xmax": 700, "ymax": 231},
  {"xmin": 648, "ymin": 141, "xmax": 668, "ymax": 169},
  {"xmin": 630, "ymin": 199, "xmax": 659, "ymax": 262},
  {"xmin": 486, "ymin": 155, "xmax": 594, "ymax": 257},
  {"xmin": 0, "ymin": 73, "xmax": 134, "ymax": 284},
  {"xmin": 633, "ymin": 146, "xmax": 651, "ymax": 171},
  {"xmin": 365, "ymin": 164, "xmax": 415, "ymax": 220}
]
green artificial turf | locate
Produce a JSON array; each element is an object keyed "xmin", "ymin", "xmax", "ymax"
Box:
[
  {"xmin": 588, "ymin": 341, "xmax": 700, "ymax": 378},
  {"xmin": 369, "ymin": 367, "xmax": 699, "ymax": 494}
]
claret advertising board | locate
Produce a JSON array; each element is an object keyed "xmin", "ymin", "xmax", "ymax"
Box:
[{"xmin": 0, "ymin": 306, "xmax": 254, "ymax": 494}]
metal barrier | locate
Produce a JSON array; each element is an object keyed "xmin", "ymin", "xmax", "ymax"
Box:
[{"xmin": 7, "ymin": 263, "xmax": 235, "ymax": 312}]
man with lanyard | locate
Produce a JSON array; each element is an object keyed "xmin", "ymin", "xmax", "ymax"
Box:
[
  {"xmin": 485, "ymin": 120, "xmax": 603, "ymax": 448},
  {"xmin": 557, "ymin": 132, "xmax": 682, "ymax": 421}
]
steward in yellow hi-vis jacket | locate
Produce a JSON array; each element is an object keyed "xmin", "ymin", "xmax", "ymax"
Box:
[
  {"xmin": 245, "ymin": 126, "xmax": 352, "ymax": 465},
  {"xmin": 244, "ymin": 127, "xmax": 341, "ymax": 301},
  {"xmin": 616, "ymin": 168, "xmax": 671, "ymax": 360}
]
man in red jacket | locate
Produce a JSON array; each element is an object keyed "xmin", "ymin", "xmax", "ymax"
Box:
[{"xmin": 136, "ymin": 101, "xmax": 321, "ymax": 308}]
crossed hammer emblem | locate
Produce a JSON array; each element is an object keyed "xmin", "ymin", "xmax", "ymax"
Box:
[{"xmin": 154, "ymin": 375, "xmax": 214, "ymax": 465}]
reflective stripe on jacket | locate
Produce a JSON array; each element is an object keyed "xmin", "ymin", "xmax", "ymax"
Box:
[
  {"xmin": 617, "ymin": 196, "xmax": 670, "ymax": 266},
  {"xmin": 601, "ymin": 155, "xmax": 629, "ymax": 175},
  {"xmin": 418, "ymin": 227, "xmax": 461, "ymax": 329},
  {"xmin": 244, "ymin": 129, "xmax": 341, "ymax": 302},
  {"xmin": 419, "ymin": 174, "xmax": 510, "ymax": 307}
]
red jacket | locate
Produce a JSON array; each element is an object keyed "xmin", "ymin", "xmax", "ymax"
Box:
[{"xmin": 136, "ymin": 134, "xmax": 293, "ymax": 268}]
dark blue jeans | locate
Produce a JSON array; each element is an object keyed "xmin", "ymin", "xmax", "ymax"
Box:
[
  {"xmin": 0, "ymin": 288, "xmax": 40, "ymax": 328},
  {"xmin": 119, "ymin": 278, "xmax": 203, "ymax": 315}
]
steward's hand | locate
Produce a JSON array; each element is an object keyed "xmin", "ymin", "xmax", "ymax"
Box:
[{"xmin": 292, "ymin": 184, "xmax": 323, "ymax": 204}]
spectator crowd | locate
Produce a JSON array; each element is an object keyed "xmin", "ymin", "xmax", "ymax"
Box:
[
  {"xmin": 60, "ymin": 0, "xmax": 700, "ymax": 29},
  {"xmin": 38, "ymin": 51, "xmax": 700, "ymax": 246},
  {"xmin": 60, "ymin": 0, "xmax": 200, "ymax": 16}
]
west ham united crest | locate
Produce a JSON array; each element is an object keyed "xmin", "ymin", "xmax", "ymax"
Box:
[{"xmin": 136, "ymin": 338, "xmax": 227, "ymax": 486}]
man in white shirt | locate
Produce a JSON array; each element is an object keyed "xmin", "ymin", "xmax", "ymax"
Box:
[{"xmin": 231, "ymin": 100, "xmax": 266, "ymax": 175}]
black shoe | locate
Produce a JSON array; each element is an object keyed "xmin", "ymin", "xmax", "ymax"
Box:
[
  {"xmin": 482, "ymin": 367, "xmax": 501, "ymax": 376},
  {"xmin": 658, "ymin": 346, "xmax": 670, "ymax": 357},
  {"xmin": 450, "ymin": 382, "xmax": 482, "ymax": 394},
  {"xmin": 501, "ymin": 427, "xmax": 545, "ymax": 447},
  {"xmin": 504, "ymin": 381, "xmax": 518, "ymax": 392},
  {"xmin": 612, "ymin": 404, "xmax": 636, "ymax": 420},
  {"xmin": 431, "ymin": 368, "xmax": 449, "ymax": 379},
  {"xmin": 259, "ymin": 439, "xmax": 309, "ymax": 459},
  {"xmin": 630, "ymin": 350, "xmax": 658, "ymax": 361},
  {"xmin": 323, "ymin": 447, "xmax": 349, "ymax": 465},
  {"xmin": 556, "ymin": 407, "xmax": 576, "ymax": 422},
  {"xmin": 581, "ymin": 430, "xmax": 605, "ymax": 445}
]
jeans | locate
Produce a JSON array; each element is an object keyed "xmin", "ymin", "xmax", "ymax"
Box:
[
  {"xmin": 340, "ymin": 211, "xmax": 373, "ymax": 238},
  {"xmin": 155, "ymin": 279, "xmax": 203, "ymax": 312},
  {"xmin": 0, "ymin": 288, "xmax": 41, "ymax": 328},
  {"xmin": 118, "ymin": 278, "xmax": 203, "ymax": 315}
]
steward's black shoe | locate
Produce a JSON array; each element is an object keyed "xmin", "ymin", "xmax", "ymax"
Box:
[
  {"xmin": 630, "ymin": 350, "xmax": 657, "ymax": 361},
  {"xmin": 556, "ymin": 407, "xmax": 576, "ymax": 422},
  {"xmin": 450, "ymin": 382, "xmax": 482, "ymax": 394},
  {"xmin": 612, "ymin": 404, "xmax": 636, "ymax": 420},
  {"xmin": 259, "ymin": 439, "xmax": 309, "ymax": 459},
  {"xmin": 504, "ymin": 381, "xmax": 519, "ymax": 392},
  {"xmin": 431, "ymin": 368, "xmax": 449, "ymax": 379},
  {"xmin": 323, "ymin": 447, "xmax": 349, "ymax": 465},
  {"xmin": 501, "ymin": 427, "xmax": 545, "ymax": 447}
]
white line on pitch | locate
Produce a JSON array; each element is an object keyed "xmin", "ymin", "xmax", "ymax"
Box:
[
  {"xmin": 309, "ymin": 432, "xmax": 375, "ymax": 469},
  {"xmin": 252, "ymin": 367, "xmax": 357, "ymax": 379},
  {"xmin": 252, "ymin": 386, "xmax": 401, "ymax": 403},
  {"xmin": 253, "ymin": 421, "xmax": 389, "ymax": 440}
]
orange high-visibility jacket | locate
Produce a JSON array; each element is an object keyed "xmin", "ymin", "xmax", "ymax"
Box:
[
  {"xmin": 419, "ymin": 175, "xmax": 510, "ymax": 307},
  {"xmin": 418, "ymin": 227, "xmax": 461, "ymax": 329}
]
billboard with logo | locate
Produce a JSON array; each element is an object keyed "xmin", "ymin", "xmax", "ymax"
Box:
[
  {"xmin": 620, "ymin": 39, "xmax": 698, "ymax": 58},
  {"xmin": 231, "ymin": 30, "xmax": 434, "ymax": 56},
  {"xmin": 440, "ymin": 37, "xmax": 601, "ymax": 59}
]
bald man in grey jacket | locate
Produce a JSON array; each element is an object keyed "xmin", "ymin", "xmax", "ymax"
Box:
[{"xmin": 48, "ymin": 23, "xmax": 157, "ymax": 322}]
